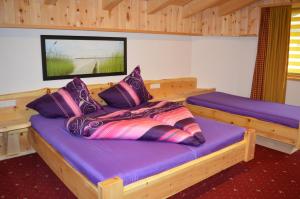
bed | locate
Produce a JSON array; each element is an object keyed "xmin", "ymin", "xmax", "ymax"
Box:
[
  {"xmin": 185, "ymin": 91, "xmax": 300, "ymax": 151},
  {"xmin": 0, "ymin": 77, "xmax": 255, "ymax": 199},
  {"xmin": 28, "ymin": 106, "xmax": 255, "ymax": 199}
]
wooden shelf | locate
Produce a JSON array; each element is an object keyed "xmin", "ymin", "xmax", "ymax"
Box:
[
  {"xmin": 0, "ymin": 119, "xmax": 33, "ymax": 160},
  {"xmin": 0, "ymin": 120, "xmax": 31, "ymax": 133}
]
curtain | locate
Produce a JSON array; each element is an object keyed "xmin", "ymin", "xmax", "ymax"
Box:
[
  {"xmin": 250, "ymin": 8, "xmax": 270, "ymax": 100},
  {"xmin": 251, "ymin": 6, "xmax": 291, "ymax": 103}
]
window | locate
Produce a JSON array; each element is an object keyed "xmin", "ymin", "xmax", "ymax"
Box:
[{"xmin": 288, "ymin": 8, "xmax": 300, "ymax": 79}]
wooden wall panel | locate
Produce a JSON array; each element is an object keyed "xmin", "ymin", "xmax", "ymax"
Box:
[{"xmin": 0, "ymin": 0, "xmax": 294, "ymax": 36}]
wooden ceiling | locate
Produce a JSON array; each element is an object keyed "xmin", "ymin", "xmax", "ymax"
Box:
[
  {"xmin": 102, "ymin": 0, "xmax": 274, "ymax": 16},
  {"xmin": 45, "ymin": 0, "xmax": 261, "ymax": 15},
  {"xmin": 0, "ymin": 0, "xmax": 297, "ymax": 36}
]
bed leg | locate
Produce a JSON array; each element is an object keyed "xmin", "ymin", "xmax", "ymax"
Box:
[
  {"xmin": 98, "ymin": 177, "xmax": 123, "ymax": 199},
  {"xmin": 244, "ymin": 129, "xmax": 256, "ymax": 162}
]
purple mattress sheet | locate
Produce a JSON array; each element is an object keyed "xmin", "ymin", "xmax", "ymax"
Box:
[
  {"xmin": 30, "ymin": 108, "xmax": 244, "ymax": 186},
  {"xmin": 187, "ymin": 92, "xmax": 300, "ymax": 128}
]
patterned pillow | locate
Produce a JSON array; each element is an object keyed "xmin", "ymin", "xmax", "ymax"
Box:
[
  {"xmin": 27, "ymin": 77, "xmax": 102, "ymax": 118},
  {"xmin": 99, "ymin": 66, "xmax": 153, "ymax": 108}
]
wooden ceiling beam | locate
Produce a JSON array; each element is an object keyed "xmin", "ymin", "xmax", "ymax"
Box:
[
  {"xmin": 173, "ymin": 0, "xmax": 194, "ymax": 6},
  {"xmin": 44, "ymin": 0, "xmax": 57, "ymax": 6},
  {"xmin": 102, "ymin": 0, "xmax": 123, "ymax": 11},
  {"xmin": 147, "ymin": 0, "xmax": 174, "ymax": 14},
  {"xmin": 182, "ymin": 0, "xmax": 229, "ymax": 18},
  {"xmin": 148, "ymin": 0, "xmax": 179, "ymax": 14},
  {"xmin": 147, "ymin": 0, "xmax": 192, "ymax": 14},
  {"xmin": 218, "ymin": 0, "xmax": 257, "ymax": 16}
]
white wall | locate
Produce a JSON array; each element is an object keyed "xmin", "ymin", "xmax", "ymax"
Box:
[
  {"xmin": 286, "ymin": 80, "xmax": 300, "ymax": 106},
  {"xmin": 190, "ymin": 36, "xmax": 300, "ymax": 106},
  {"xmin": 0, "ymin": 28, "xmax": 192, "ymax": 94},
  {"xmin": 191, "ymin": 36, "xmax": 258, "ymax": 97},
  {"xmin": 0, "ymin": 28, "xmax": 299, "ymax": 106}
]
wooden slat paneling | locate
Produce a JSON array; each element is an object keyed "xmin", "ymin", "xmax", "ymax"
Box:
[{"xmin": 0, "ymin": 0, "xmax": 294, "ymax": 36}]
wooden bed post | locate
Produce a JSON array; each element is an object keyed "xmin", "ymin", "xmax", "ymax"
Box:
[
  {"xmin": 244, "ymin": 129, "xmax": 256, "ymax": 162},
  {"xmin": 98, "ymin": 177, "xmax": 123, "ymax": 199}
]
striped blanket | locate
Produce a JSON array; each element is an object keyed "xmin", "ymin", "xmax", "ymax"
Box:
[{"xmin": 66, "ymin": 101, "xmax": 205, "ymax": 146}]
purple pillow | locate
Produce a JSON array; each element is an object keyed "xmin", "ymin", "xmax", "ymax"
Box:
[
  {"xmin": 99, "ymin": 66, "xmax": 153, "ymax": 108},
  {"xmin": 27, "ymin": 77, "xmax": 102, "ymax": 118}
]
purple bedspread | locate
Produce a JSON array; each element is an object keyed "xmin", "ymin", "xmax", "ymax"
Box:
[
  {"xmin": 30, "ymin": 107, "xmax": 244, "ymax": 186},
  {"xmin": 187, "ymin": 92, "xmax": 300, "ymax": 128}
]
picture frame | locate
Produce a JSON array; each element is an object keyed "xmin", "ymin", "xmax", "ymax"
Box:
[{"xmin": 41, "ymin": 35, "xmax": 127, "ymax": 80}]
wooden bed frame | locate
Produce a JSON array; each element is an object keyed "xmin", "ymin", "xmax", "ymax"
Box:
[
  {"xmin": 185, "ymin": 103, "xmax": 300, "ymax": 150},
  {"xmin": 0, "ymin": 77, "xmax": 255, "ymax": 198},
  {"xmin": 29, "ymin": 127, "xmax": 255, "ymax": 199}
]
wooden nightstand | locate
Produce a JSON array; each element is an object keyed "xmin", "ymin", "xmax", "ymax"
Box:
[
  {"xmin": 151, "ymin": 88, "xmax": 215, "ymax": 103},
  {"xmin": 0, "ymin": 119, "xmax": 33, "ymax": 160}
]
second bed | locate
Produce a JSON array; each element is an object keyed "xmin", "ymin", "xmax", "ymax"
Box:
[{"xmin": 185, "ymin": 92, "xmax": 300, "ymax": 151}]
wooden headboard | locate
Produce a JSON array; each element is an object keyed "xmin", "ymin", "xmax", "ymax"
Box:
[{"xmin": 0, "ymin": 77, "xmax": 197, "ymax": 124}]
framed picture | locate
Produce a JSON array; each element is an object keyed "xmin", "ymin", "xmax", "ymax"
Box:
[{"xmin": 41, "ymin": 35, "xmax": 127, "ymax": 80}]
